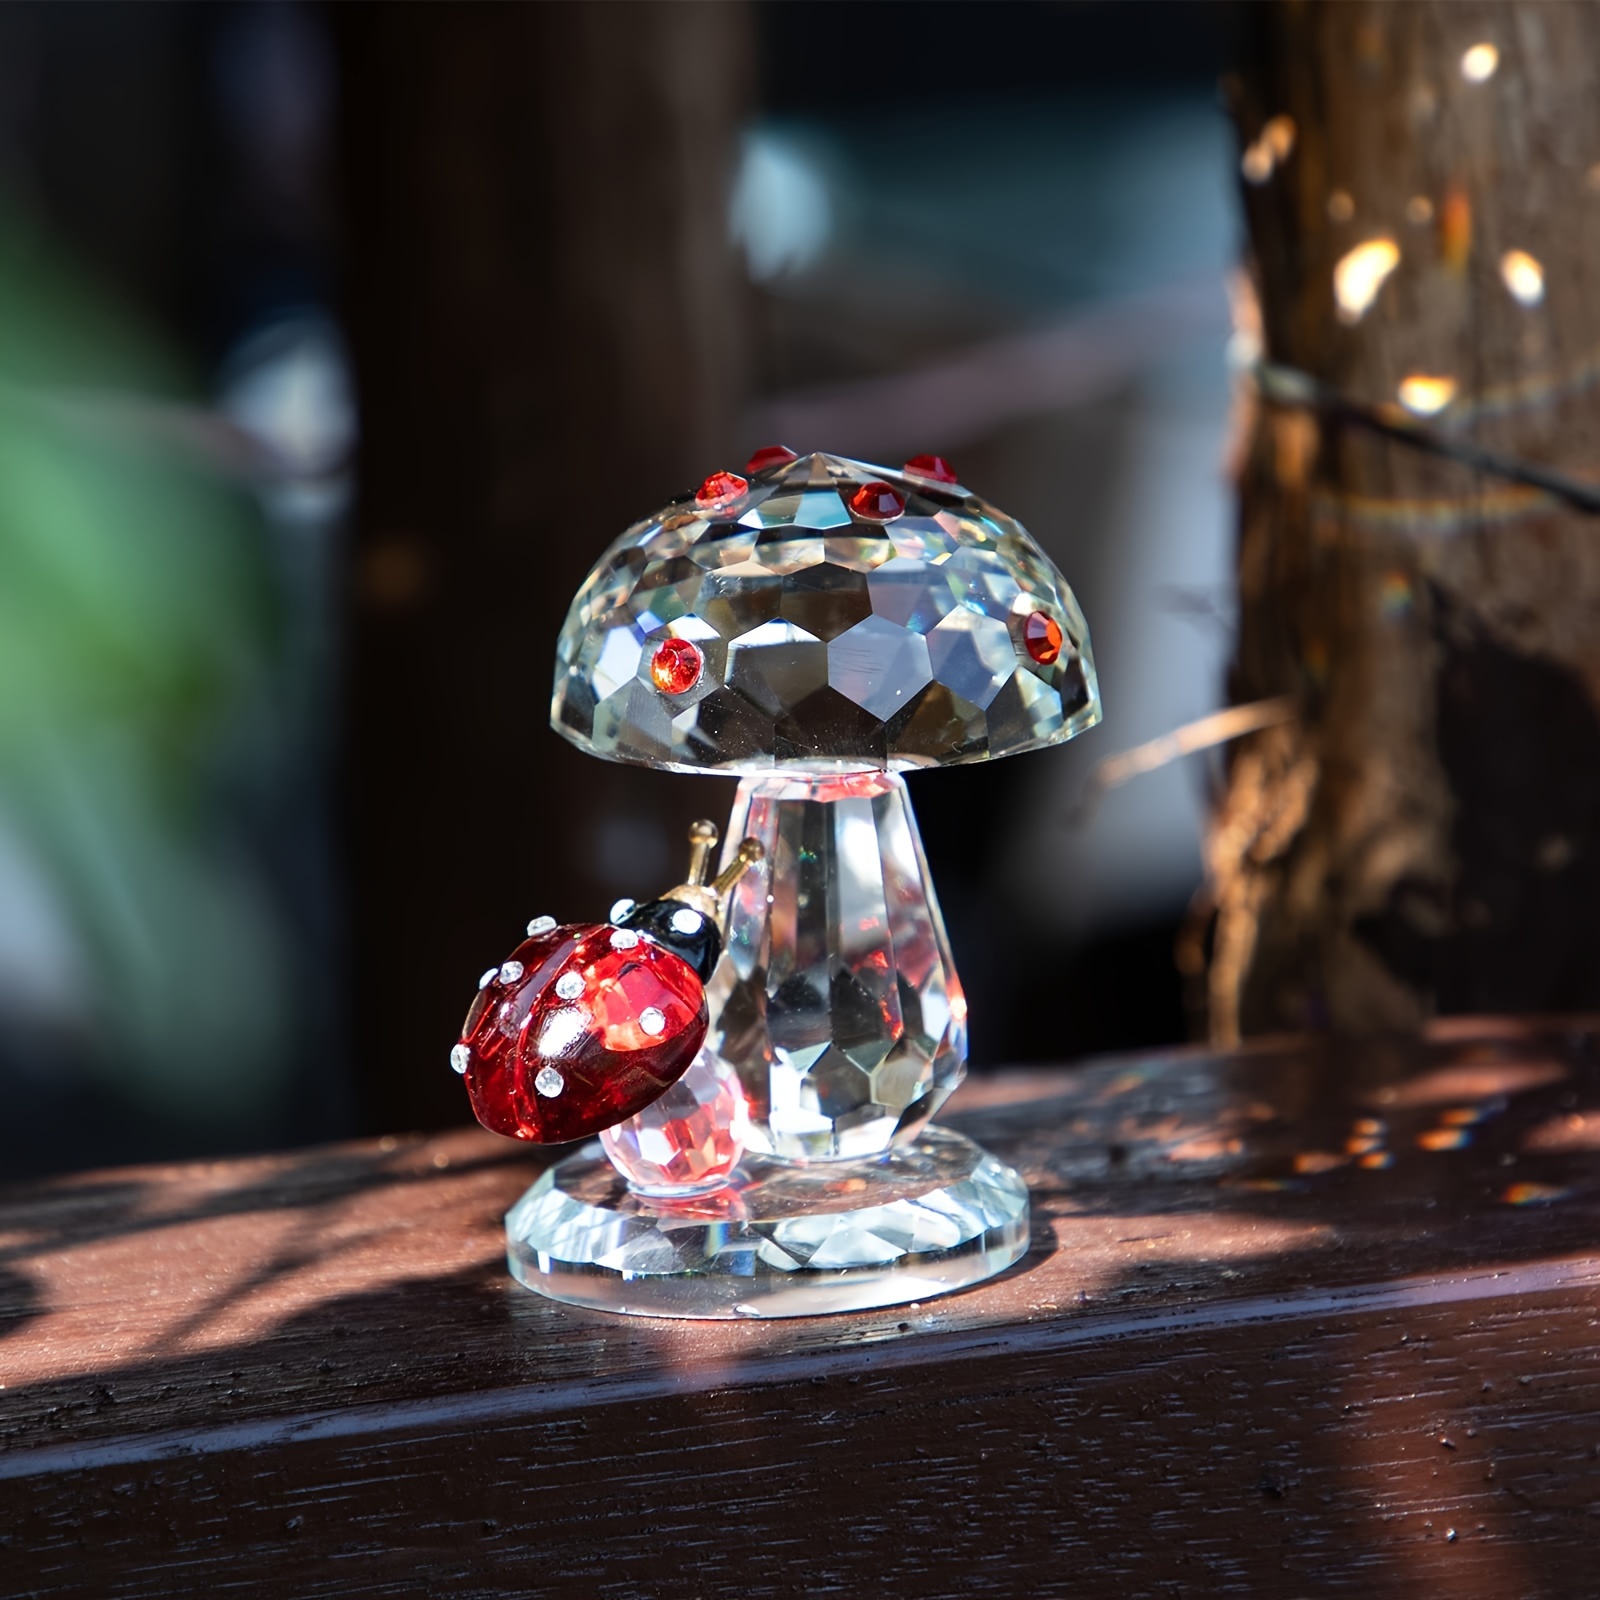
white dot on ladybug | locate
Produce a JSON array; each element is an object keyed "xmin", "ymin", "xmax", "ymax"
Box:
[
  {"xmin": 610, "ymin": 928, "xmax": 641, "ymax": 951},
  {"xmin": 499, "ymin": 960, "xmax": 524, "ymax": 984},
  {"xmin": 478, "ymin": 968, "xmax": 498, "ymax": 990},
  {"xmin": 537, "ymin": 1008, "xmax": 585, "ymax": 1057},
  {"xmin": 534, "ymin": 1065, "xmax": 565, "ymax": 1098},
  {"xmin": 609, "ymin": 898, "xmax": 637, "ymax": 923},
  {"xmin": 669, "ymin": 907, "xmax": 703, "ymax": 936},
  {"xmin": 554, "ymin": 971, "xmax": 584, "ymax": 1001},
  {"xmin": 526, "ymin": 915, "xmax": 557, "ymax": 938},
  {"xmin": 639, "ymin": 1007, "xmax": 667, "ymax": 1036},
  {"xmin": 450, "ymin": 1043, "xmax": 470, "ymax": 1074}
]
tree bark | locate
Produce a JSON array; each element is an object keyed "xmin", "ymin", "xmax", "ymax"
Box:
[
  {"xmin": 335, "ymin": 3, "xmax": 752, "ymax": 1130},
  {"xmin": 1215, "ymin": 2, "xmax": 1600, "ymax": 1041}
]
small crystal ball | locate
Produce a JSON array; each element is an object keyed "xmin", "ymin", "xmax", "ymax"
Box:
[{"xmin": 600, "ymin": 1048, "xmax": 748, "ymax": 1195}]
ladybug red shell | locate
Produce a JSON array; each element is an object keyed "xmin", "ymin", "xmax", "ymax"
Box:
[{"xmin": 452, "ymin": 902, "xmax": 722, "ymax": 1144}]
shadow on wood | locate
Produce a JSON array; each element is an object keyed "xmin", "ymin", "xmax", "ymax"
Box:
[{"xmin": 3, "ymin": 1019, "xmax": 1599, "ymax": 1595}]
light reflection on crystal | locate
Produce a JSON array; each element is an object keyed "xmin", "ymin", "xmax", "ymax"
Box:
[
  {"xmin": 927, "ymin": 608, "xmax": 1017, "ymax": 708},
  {"xmin": 552, "ymin": 452, "xmax": 1098, "ymax": 774},
  {"xmin": 706, "ymin": 769, "xmax": 966, "ymax": 1161},
  {"xmin": 592, "ymin": 627, "xmax": 644, "ymax": 699},
  {"xmin": 828, "ymin": 615, "xmax": 933, "ymax": 720},
  {"xmin": 600, "ymin": 1047, "xmax": 748, "ymax": 1195},
  {"xmin": 508, "ymin": 1124, "xmax": 1029, "ymax": 1317}
]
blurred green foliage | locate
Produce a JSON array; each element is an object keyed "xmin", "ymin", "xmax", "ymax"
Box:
[{"xmin": 0, "ymin": 192, "xmax": 296, "ymax": 1125}]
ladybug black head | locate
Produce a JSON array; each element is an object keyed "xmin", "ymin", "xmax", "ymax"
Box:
[{"xmin": 618, "ymin": 897, "xmax": 722, "ymax": 983}]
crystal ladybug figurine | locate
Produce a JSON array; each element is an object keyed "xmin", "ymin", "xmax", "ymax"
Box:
[
  {"xmin": 494, "ymin": 450, "xmax": 1098, "ymax": 1318},
  {"xmin": 452, "ymin": 822, "xmax": 762, "ymax": 1144}
]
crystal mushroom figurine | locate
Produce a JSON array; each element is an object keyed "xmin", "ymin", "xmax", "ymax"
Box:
[{"xmin": 504, "ymin": 449, "xmax": 1100, "ymax": 1318}]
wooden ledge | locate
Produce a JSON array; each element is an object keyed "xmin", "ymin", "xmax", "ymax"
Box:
[{"xmin": 4, "ymin": 1019, "xmax": 1600, "ymax": 1596}]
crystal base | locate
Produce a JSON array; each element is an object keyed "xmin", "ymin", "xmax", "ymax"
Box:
[{"xmin": 505, "ymin": 1126, "xmax": 1029, "ymax": 1319}]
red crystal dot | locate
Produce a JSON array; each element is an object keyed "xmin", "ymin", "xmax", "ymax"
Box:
[
  {"xmin": 903, "ymin": 454, "xmax": 958, "ymax": 484},
  {"xmin": 695, "ymin": 470, "xmax": 748, "ymax": 507},
  {"xmin": 650, "ymin": 636, "xmax": 704, "ymax": 694},
  {"xmin": 459, "ymin": 923, "xmax": 709, "ymax": 1144},
  {"xmin": 1024, "ymin": 610, "xmax": 1063, "ymax": 665},
  {"xmin": 847, "ymin": 481, "xmax": 905, "ymax": 522},
  {"xmin": 745, "ymin": 444, "xmax": 798, "ymax": 474}
]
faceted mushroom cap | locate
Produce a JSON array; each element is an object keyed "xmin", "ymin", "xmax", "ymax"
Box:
[{"xmin": 550, "ymin": 452, "xmax": 1100, "ymax": 774}]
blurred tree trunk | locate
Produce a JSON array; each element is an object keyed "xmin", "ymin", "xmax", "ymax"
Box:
[
  {"xmin": 334, "ymin": 4, "xmax": 751, "ymax": 1130},
  {"xmin": 1213, "ymin": 3, "xmax": 1600, "ymax": 1041}
]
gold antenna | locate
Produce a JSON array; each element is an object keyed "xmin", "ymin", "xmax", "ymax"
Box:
[
  {"xmin": 684, "ymin": 820, "xmax": 719, "ymax": 888},
  {"xmin": 663, "ymin": 833, "xmax": 764, "ymax": 920},
  {"xmin": 710, "ymin": 837, "xmax": 764, "ymax": 897}
]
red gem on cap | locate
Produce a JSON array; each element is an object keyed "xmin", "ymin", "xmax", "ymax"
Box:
[
  {"xmin": 695, "ymin": 470, "xmax": 748, "ymax": 508},
  {"xmin": 745, "ymin": 444, "xmax": 798, "ymax": 474},
  {"xmin": 650, "ymin": 636, "xmax": 704, "ymax": 694},
  {"xmin": 1023, "ymin": 611, "xmax": 1063, "ymax": 665},
  {"xmin": 848, "ymin": 481, "xmax": 905, "ymax": 522},
  {"xmin": 904, "ymin": 454, "xmax": 958, "ymax": 485}
]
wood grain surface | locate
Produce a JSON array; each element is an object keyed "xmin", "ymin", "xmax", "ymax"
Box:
[{"xmin": 4, "ymin": 1018, "xmax": 1600, "ymax": 1597}]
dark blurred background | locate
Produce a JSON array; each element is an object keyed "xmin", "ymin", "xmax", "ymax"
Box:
[{"xmin": 0, "ymin": 0, "xmax": 1236, "ymax": 1179}]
